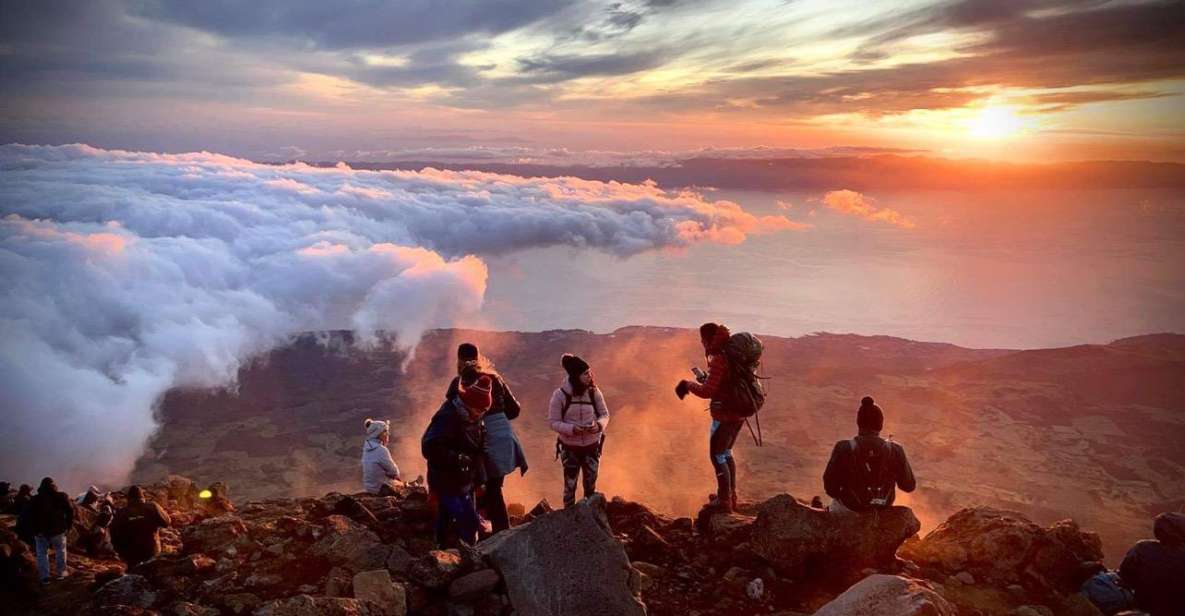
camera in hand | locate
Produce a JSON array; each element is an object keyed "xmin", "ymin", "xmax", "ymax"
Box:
[{"xmin": 691, "ymin": 366, "xmax": 708, "ymax": 383}]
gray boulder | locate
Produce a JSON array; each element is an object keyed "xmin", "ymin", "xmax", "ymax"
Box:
[
  {"xmin": 750, "ymin": 494, "xmax": 919, "ymax": 578},
  {"xmin": 352, "ymin": 569, "xmax": 407, "ymax": 616},
  {"xmin": 94, "ymin": 574, "xmax": 159, "ymax": 610},
  {"xmin": 310, "ymin": 515, "xmax": 391, "ymax": 573},
  {"xmin": 478, "ymin": 494, "xmax": 646, "ymax": 616},
  {"xmin": 253, "ymin": 595, "xmax": 382, "ymax": 616},
  {"xmin": 813, "ymin": 574, "xmax": 955, "ymax": 616}
]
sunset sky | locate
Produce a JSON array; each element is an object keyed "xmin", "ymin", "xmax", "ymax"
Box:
[{"xmin": 2, "ymin": 0, "xmax": 1183, "ymax": 162}]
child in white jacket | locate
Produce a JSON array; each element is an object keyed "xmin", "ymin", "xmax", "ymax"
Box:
[{"xmin": 361, "ymin": 418, "xmax": 401, "ymax": 495}]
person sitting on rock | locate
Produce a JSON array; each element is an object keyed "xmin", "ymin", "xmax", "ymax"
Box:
[
  {"xmin": 110, "ymin": 485, "xmax": 172, "ymax": 568},
  {"xmin": 361, "ymin": 418, "xmax": 401, "ymax": 496},
  {"xmin": 549, "ymin": 354, "xmax": 609, "ymax": 509},
  {"xmin": 444, "ymin": 343, "xmax": 527, "ymax": 535},
  {"xmin": 675, "ymin": 322, "xmax": 742, "ymax": 513},
  {"xmin": 1119, "ymin": 511, "xmax": 1185, "ymax": 615},
  {"xmin": 24, "ymin": 477, "xmax": 74, "ymax": 583},
  {"xmin": 823, "ymin": 396, "xmax": 915, "ymax": 513},
  {"xmin": 422, "ymin": 374, "xmax": 492, "ymax": 546}
]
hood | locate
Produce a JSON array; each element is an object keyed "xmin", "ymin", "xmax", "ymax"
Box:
[
  {"xmin": 704, "ymin": 324, "xmax": 732, "ymax": 354},
  {"xmin": 1153, "ymin": 511, "xmax": 1185, "ymax": 547}
]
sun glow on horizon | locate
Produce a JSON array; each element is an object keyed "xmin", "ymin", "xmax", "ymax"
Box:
[{"xmin": 968, "ymin": 106, "xmax": 1026, "ymax": 139}]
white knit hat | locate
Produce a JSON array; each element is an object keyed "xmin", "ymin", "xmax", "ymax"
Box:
[{"xmin": 364, "ymin": 418, "xmax": 389, "ymax": 439}]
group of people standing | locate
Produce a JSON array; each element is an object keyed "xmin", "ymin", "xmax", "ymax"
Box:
[
  {"xmin": 4, "ymin": 479, "xmax": 171, "ymax": 584},
  {"xmin": 359, "ymin": 321, "xmax": 925, "ymax": 548}
]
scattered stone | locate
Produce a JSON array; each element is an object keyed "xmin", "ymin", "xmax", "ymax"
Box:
[
  {"xmin": 253, "ymin": 595, "xmax": 382, "ymax": 616},
  {"xmin": 310, "ymin": 515, "xmax": 391, "ymax": 573},
  {"xmin": 527, "ymin": 499, "xmax": 554, "ymax": 518},
  {"xmin": 1009, "ymin": 607, "xmax": 1054, "ymax": 616},
  {"xmin": 812, "ymin": 574, "xmax": 955, "ymax": 616},
  {"xmin": 168, "ymin": 602, "xmax": 220, "ymax": 616},
  {"xmin": 899, "ymin": 508, "xmax": 1103, "ymax": 592},
  {"xmin": 479, "ymin": 494, "xmax": 646, "ymax": 616},
  {"xmin": 746, "ymin": 578, "xmax": 764, "ymax": 601},
  {"xmin": 181, "ymin": 515, "xmax": 248, "ymax": 555},
  {"xmin": 449, "ymin": 569, "xmax": 502, "ymax": 602},
  {"xmin": 216, "ymin": 593, "xmax": 262, "ymax": 615},
  {"xmin": 955, "ymin": 571, "xmax": 976, "ymax": 585},
  {"xmin": 94, "ymin": 574, "xmax": 159, "ymax": 610},
  {"xmin": 352, "ymin": 569, "xmax": 407, "ymax": 616},
  {"xmin": 385, "ymin": 545, "xmax": 414, "ymax": 575},
  {"xmin": 749, "ymin": 494, "xmax": 920, "ymax": 580},
  {"xmin": 408, "ymin": 549, "xmax": 465, "ymax": 589}
]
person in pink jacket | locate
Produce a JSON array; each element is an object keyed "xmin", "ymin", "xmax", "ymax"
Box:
[{"xmin": 548, "ymin": 354, "xmax": 609, "ymax": 508}]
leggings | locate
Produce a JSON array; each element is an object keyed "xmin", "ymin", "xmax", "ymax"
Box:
[{"xmin": 710, "ymin": 419, "xmax": 743, "ymax": 504}]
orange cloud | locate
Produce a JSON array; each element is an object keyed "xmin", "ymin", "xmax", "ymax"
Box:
[{"xmin": 822, "ymin": 190, "xmax": 915, "ymax": 229}]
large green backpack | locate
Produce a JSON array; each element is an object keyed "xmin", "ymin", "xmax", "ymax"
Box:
[{"xmin": 720, "ymin": 332, "xmax": 766, "ymax": 418}]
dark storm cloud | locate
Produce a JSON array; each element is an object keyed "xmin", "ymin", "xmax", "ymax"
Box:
[{"xmin": 131, "ymin": 0, "xmax": 576, "ymax": 49}]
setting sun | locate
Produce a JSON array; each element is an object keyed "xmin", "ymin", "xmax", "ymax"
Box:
[{"xmin": 968, "ymin": 106, "xmax": 1025, "ymax": 139}]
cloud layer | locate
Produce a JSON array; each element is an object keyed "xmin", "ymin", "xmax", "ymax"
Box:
[
  {"xmin": 822, "ymin": 189, "xmax": 914, "ymax": 228},
  {"xmin": 0, "ymin": 143, "xmax": 792, "ymax": 489}
]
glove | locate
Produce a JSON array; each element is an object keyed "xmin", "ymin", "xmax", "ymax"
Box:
[{"xmin": 675, "ymin": 380, "xmax": 690, "ymax": 400}]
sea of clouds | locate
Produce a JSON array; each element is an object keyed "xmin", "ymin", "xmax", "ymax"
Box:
[{"xmin": 0, "ymin": 143, "xmax": 794, "ymax": 489}]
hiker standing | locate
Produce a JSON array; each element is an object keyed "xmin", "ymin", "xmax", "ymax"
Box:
[
  {"xmin": 110, "ymin": 485, "xmax": 172, "ymax": 568},
  {"xmin": 25, "ymin": 477, "xmax": 73, "ymax": 583},
  {"xmin": 676, "ymin": 322, "xmax": 763, "ymax": 513},
  {"xmin": 423, "ymin": 374, "xmax": 492, "ymax": 546},
  {"xmin": 1118, "ymin": 511, "xmax": 1185, "ymax": 616},
  {"xmin": 361, "ymin": 418, "xmax": 401, "ymax": 495},
  {"xmin": 11, "ymin": 484, "xmax": 32, "ymax": 516},
  {"xmin": 444, "ymin": 343, "xmax": 527, "ymax": 534},
  {"xmin": 823, "ymin": 396, "xmax": 916, "ymax": 513},
  {"xmin": 548, "ymin": 354, "xmax": 609, "ymax": 508}
]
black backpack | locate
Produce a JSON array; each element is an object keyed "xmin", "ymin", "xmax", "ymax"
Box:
[
  {"xmin": 718, "ymin": 332, "xmax": 766, "ymax": 418},
  {"xmin": 847, "ymin": 438, "xmax": 897, "ymax": 509}
]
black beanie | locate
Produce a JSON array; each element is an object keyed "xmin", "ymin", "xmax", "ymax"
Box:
[
  {"xmin": 561, "ymin": 353, "xmax": 590, "ymax": 378},
  {"xmin": 857, "ymin": 396, "xmax": 884, "ymax": 432},
  {"xmin": 457, "ymin": 343, "xmax": 479, "ymax": 361}
]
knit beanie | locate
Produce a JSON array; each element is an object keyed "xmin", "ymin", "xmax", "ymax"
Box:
[
  {"xmin": 459, "ymin": 374, "xmax": 493, "ymax": 412},
  {"xmin": 457, "ymin": 343, "xmax": 479, "ymax": 361},
  {"xmin": 857, "ymin": 396, "xmax": 884, "ymax": 432},
  {"xmin": 364, "ymin": 418, "xmax": 389, "ymax": 440},
  {"xmin": 561, "ymin": 354, "xmax": 590, "ymax": 379}
]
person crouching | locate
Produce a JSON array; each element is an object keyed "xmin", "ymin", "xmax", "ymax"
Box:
[
  {"xmin": 361, "ymin": 418, "xmax": 401, "ymax": 496},
  {"xmin": 422, "ymin": 374, "xmax": 492, "ymax": 546}
]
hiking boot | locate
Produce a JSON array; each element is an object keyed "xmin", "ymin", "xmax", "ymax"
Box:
[{"xmin": 730, "ymin": 491, "xmax": 739, "ymax": 512}]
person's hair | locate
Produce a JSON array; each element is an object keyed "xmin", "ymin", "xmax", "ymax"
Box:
[
  {"xmin": 38, "ymin": 477, "xmax": 56, "ymax": 493},
  {"xmin": 18, "ymin": 484, "xmax": 31, "ymax": 494},
  {"xmin": 699, "ymin": 322, "xmax": 719, "ymax": 342},
  {"xmin": 127, "ymin": 485, "xmax": 144, "ymax": 503},
  {"xmin": 857, "ymin": 396, "xmax": 884, "ymax": 432},
  {"xmin": 569, "ymin": 372, "xmax": 593, "ymax": 397}
]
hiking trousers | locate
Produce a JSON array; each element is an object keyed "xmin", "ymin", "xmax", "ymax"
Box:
[
  {"xmin": 480, "ymin": 475, "xmax": 510, "ymax": 533},
  {"xmin": 434, "ymin": 490, "xmax": 480, "ymax": 547},
  {"xmin": 560, "ymin": 443, "xmax": 601, "ymax": 508},
  {"xmin": 35, "ymin": 533, "xmax": 67, "ymax": 580},
  {"xmin": 710, "ymin": 419, "xmax": 743, "ymax": 507}
]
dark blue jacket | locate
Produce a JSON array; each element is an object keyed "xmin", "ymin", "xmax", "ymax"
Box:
[{"xmin": 421, "ymin": 398, "xmax": 488, "ymax": 495}]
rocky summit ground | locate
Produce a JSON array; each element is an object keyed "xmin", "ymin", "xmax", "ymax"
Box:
[{"xmin": 1, "ymin": 475, "xmax": 1118, "ymax": 616}]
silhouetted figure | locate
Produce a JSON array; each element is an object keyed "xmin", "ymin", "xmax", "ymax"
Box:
[
  {"xmin": 823, "ymin": 396, "xmax": 916, "ymax": 513},
  {"xmin": 11, "ymin": 484, "xmax": 32, "ymax": 516},
  {"xmin": 110, "ymin": 485, "xmax": 172, "ymax": 568},
  {"xmin": 0, "ymin": 482, "xmax": 12, "ymax": 513},
  {"xmin": 676, "ymin": 322, "xmax": 742, "ymax": 512},
  {"xmin": 24, "ymin": 477, "xmax": 73, "ymax": 582},
  {"xmin": 361, "ymin": 418, "xmax": 400, "ymax": 495},
  {"xmin": 1119, "ymin": 511, "xmax": 1185, "ymax": 616},
  {"xmin": 444, "ymin": 343, "xmax": 527, "ymax": 534},
  {"xmin": 423, "ymin": 375, "xmax": 492, "ymax": 546},
  {"xmin": 549, "ymin": 354, "xmax": 609, "ymax": 508}
]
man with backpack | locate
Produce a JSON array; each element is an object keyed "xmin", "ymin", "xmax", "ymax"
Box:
[
  {"xmin": 823, "ymin": 396, "xmax": 916, "ymax": 513},
  {"xmin": 676, "ymin": 323, "xmax": 765, "ymax": 513}
]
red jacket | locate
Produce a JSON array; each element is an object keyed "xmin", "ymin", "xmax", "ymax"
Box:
[{"xmin": 687, "ymin": 326, "xmax": 739, "ymax": 421}]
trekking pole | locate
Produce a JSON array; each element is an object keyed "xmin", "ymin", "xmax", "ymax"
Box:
[{"xmin": 744, "ymin": 416, "xmax": 763, "ymax": 447}]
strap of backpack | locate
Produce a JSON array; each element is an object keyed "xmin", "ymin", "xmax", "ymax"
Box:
[{"xmin": 560, "ymin": 391, "xmax": 573, "ymax": 422}]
